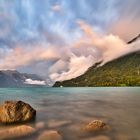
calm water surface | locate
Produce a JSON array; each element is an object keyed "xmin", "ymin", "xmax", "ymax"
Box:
[{"xmin": 0, "ymin": 87, "xmax": 140, "ymax": 140}]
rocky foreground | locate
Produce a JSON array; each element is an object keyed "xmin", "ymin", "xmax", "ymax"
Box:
[
  {"xmin": 0, "ymin": 100, "xmax": 36, "ymax": 123},
  {"xmin": 0, "ymin": 100, "xmax": 111, "ymax": 140}
]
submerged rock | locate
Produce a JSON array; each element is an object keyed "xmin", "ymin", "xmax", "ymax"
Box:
[
  {"xmin": 83, "ymin": 120, "xmax": 109, "ymax": 132},
  {"xmin": 115, "ymin": 134, "xmax": 133, "ymax": 140},
  {"xmin": 36, "ymin": 122, "xmax": 45, "ymax": 129},
  {"xmin": 37, "ymin": 130, "xmax": 62, "ymax": 140},
  {"xmin": 83, "ymin": 135, "xmax": 111, "ymax": 140},
  {"xmin": 0, "ymin": 100, "xmax": 36, "ymax": 123},
  {"xmin": 48, "ymin": 120, "xmax": 72, "ymax": 128},
  {"xmin": 0, "ymin": 125, "xmax": 36, "ymax": 140}
]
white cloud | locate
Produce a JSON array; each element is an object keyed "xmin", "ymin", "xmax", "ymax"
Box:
[
  {"xmin": 0, "ymin": 21, "xmax": 140, "ymax": 83},
  {"xmin": 25, "ymin": 78, "xmax": 46, "ymax": 85},
  {"xmin": 51, "ymin": 4, "xmax": 61, "ymax": 12},
  {"xmin": 49, "ymin": 21, "xmax": 140, "ymax": 81},
  {"xmin": 50, "ymin": 54, "xmax": 95, "ymax": 81}
]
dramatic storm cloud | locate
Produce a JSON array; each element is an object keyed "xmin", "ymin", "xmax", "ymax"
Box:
[{"xmin": 0, "ymin": 0, "xmax": 140, "ymax": 83}]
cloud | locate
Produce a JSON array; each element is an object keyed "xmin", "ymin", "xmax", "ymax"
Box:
[
  {"xmin": 49, "ymin": 21, "xmax": 140, "ymax": 81},
  {"xmin": 0, "ymin": 44, "xmax": 60, "ymax": 70},
  {"xmin": 1, "ymin": 20, "xmax": 140, "ymax": 83},
  {"xmin": 24, "ymin": 78, "xmax": 46, "ymax": 85},
  {"xmin": 48, "ymin": 59, "xmax": 68, "ymax": 74},
  {"xmin": 109, "ymin": 18, "xmax": 140, "ymax": 42},
  {"xmin": 77, "ymin": 21, "xmax": 140, "ymax": 63},
  {"xmin": 108, "ymin": 0, "xmax": 140, "ymax": 41},
  {"xmin": 50, "ymin": 54, "xmax": 94, "ymax": 81},
  {"xmin": 0, "ymin": 0, "xmax": 140, "ymax": 83},
  {"xmin": 51, "ymin": 4, "xmax": 62, "ymax": 12}
]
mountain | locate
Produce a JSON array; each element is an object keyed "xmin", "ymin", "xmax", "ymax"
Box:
[
  {"xmin": 54, "ymin": 35, "xmax": 140, "ymax": 87},
  {"xmin": 0, "ymin": 70, "xmax": 46, "ymax": 87}
]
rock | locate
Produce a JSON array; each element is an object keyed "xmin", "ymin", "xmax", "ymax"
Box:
[
  {"xmin": 115, "ymin": 134, "xmax": 133, "ymax": 140},
  {"xmin": 83, "ymin": 135, "xmax": 111, "ymax": 140},
  {"xmin": 37, "ymin": 130, "xmax": 62, "ymax": 140},
  {"xmin": 0, "ymin": 100, "xmax": 36, "ymax": 123},
  {"xmin": 0, "ymin": 125, "xmax": 36, "ymax": 140},
  {"xmin": 83, "ymin": 120, "xmax": 109, "ymax": 132}
]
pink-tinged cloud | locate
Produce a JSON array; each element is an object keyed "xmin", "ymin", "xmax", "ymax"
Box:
[
  {"xmin": 49, "ymin": 21, "xmax": 140, "ymax": 82},
  {"xmin": 0, "ymin": 21, "xmax": 140, "ymax": 82},
  {"xmin": 110, "ymin": 18, "xmax": 140, "ymax": 42},
  {"xmin": 0, "ymin": 45, "xmax": 60, "ymax": 70},
  {"xmin": 50, "ymin": 54, "xmax": 94, "ymax": 81}
]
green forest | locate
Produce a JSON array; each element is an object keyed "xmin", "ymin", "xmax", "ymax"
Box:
[{"xmin": 54, "ymin": 51, "xmax": 140, "ymax": 87}]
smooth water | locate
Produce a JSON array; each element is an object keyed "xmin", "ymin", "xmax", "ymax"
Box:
[{"xmin": 0, "ymin": 87, "xmax": 140, "ymax": 140}]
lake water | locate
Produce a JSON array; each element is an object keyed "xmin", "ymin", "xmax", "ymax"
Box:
[{"xmin": 0, "ymin": 87, "xmax": 140, "ymax": 140}]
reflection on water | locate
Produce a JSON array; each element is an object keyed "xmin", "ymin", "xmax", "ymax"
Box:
[{"xmin": 0, "ymin": 87, "xmax": 140, "ymax": 140}]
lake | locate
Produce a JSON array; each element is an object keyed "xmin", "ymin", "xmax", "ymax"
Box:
[{"xmin": 0, "ymin": 87, "xmax": 140, "ymax": 140}]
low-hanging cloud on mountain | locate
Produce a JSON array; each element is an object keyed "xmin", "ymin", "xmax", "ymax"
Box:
[
  {"xmin": 49, "ymin": 21, "xmax": 140, "ymax": 81},
  {"xmin": 0, "ymin": 21, "xmax": 140, "ymax": 82},
  {"xmin": 109, "ymin": 0, "xmax": 140, "ymax": 42},
  {"xmin": 0, "ymin": 0, "xmax": 140, "ymax": 83}
]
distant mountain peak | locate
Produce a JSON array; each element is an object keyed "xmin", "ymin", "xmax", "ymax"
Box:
[{"xmin": 0, "ymin": 70, "xmax": 47, "ymax": 87}]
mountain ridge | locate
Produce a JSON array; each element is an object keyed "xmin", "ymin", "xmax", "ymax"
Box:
[
  {"xmin": 0, "ymin": 70, "xmax": 46, "ymax": 87},
  {"xmin": 53, "ymin": 35, "xmax": 140, "ymax": 87}
]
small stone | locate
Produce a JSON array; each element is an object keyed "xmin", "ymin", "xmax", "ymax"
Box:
[
  {"xmin": 0, "ymin": 125, "xmax": 36, "ymax": 140},
  {"xmin": 83, "ymin": 120, "xmax": 110, "ymax": 132},
  {"xmin": 0, "ymin": 100, "xmax": 36, "ymax": 123},
  {"xmin": 37, "ymin": 130, "xmax": 62, "ymax": 140}
]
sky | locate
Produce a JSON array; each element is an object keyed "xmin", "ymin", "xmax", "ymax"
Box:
[{"xmin": 0, "ymin": 0, "xmax": 140, "ymax": 84}]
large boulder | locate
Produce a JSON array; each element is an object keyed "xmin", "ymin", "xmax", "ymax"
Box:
[{"xmin": 0, "ymin": 100, "xmax": 36, "ymax": 123}]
